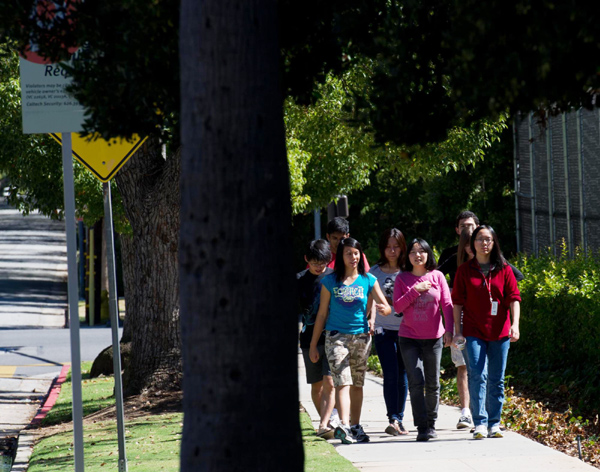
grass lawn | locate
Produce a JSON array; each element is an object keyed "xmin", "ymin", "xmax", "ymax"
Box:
[{"xmin": 28, "ymin": 363, "xmax": 355, "ymax": 471}]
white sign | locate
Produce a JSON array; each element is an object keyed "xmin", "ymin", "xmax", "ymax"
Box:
[{"xmin": 19, "ymin": 51, "xmax": 86, "ymax": 134}]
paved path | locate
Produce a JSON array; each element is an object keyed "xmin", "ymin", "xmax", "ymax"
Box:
[
  {"xmin": 0, "ymin": 201, "xmax": 67, "ymax": 329},
  {"xmin": 298, "ymin": 352, "xmax": 597, "ymax": 471}
]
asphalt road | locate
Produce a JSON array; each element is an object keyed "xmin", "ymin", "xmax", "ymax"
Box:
[{"xmin": 0, "ymin": 198, "xmax": 119, "ymax": 442}]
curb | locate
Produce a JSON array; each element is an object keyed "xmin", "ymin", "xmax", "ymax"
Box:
[
  {"xmin": 11, "ymin": 365, "xmax": 70, "ymax": 471},
  {"xmin": 29, "ymin": 364, "xmax": 70, "ymax": 427}
]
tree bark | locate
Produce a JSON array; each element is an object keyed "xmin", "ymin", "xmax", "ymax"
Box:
[
  {"xmin": 179, "ymin": 1, "xmax": 303, "ymax": 471},
  {"xmin": 115, "ymin": 139, "xmax": 181, "ymax": 394}
]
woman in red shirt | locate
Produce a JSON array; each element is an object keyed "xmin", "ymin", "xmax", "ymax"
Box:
[{"xmin": 451, "ymin": 225, "xmax": 520, "ymax": 440}]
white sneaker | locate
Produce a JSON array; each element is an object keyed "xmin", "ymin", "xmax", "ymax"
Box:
[
  {"xmin": 457, "ymin": 415, "xmax": 473, "ymax": 429},
  {"xmin": 328, "ymin": 411, "xmax": 341, "ymax": 430},
  {"xmin": 473, "ymin": 425, "xmax": 487, "ymax": 439},
  {"xmin": 488, "ymin": 425, "xmax": 504, "ymax": 438}
]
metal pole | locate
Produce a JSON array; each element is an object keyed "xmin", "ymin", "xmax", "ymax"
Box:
[
  {"xmin": 513, "ymin": 116, "xmax": 521, "ymax": 253},
  {"xmin": 62, "ymin": 133, "xmax": 85, "ymax": 472},
  {"xmin": 103, "ymin": 181, "xmax": 128, "ymax": 472},
  {"xmin": 576, "ymin": 108, "xmax": 586, "ymax": 254},
  {"xmin": 546, "ymin": 117, "xmax": 555, "ymax": 255},
  {"xmin": 562, "ymin": 114, "xmax": 573, "ymax": 257},
  {"xmin": 313, "ymin": 209, "xmax": 321, "ymax": 240},
  {"xmin": 88, "ymin": 228, "xmax": 95, "ymax": 326},
  {"xmin": 528, "ymin": 113, "xmax": 538, "ymax": 256}
]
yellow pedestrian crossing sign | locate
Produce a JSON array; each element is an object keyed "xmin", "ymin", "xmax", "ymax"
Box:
[{"xmin": 50, "ymin": 133, "xmax": 147, "ymax": 182}]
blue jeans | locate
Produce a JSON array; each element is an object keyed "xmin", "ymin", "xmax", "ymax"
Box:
[
  {"xmin": 374, "ymin": 329, "xmax": 408, "ymax": 423},
  {"xmin": 464, "ymin": 336, "xmax": 510, "ymax": 428},
  {"xmin": 398, "ymin": 336, "xmax": 443, "ymax": 429}
]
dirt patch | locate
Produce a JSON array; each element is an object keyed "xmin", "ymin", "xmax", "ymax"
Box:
[{"xmin": 26, "ymin": 390, "xmax": 182, "ymax": 440}]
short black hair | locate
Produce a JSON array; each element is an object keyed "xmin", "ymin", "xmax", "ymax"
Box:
[
  {"xmin": 455, "ymin": 211, "xmax": 479, "ymax": 228},
  {"xmin": 304, "ymin": 239, "xmax": 331, "ymax": 263},
  {"xmin": 404, "ymin": 238, "xmax": 437, "ymax": 272},
  {"xmin": 326, "ymin": 217, "xmax": 350, "ymax": 236},
  {"xmin": 334, "ymin": 237, "xmax": 366, "ymax": 281}
]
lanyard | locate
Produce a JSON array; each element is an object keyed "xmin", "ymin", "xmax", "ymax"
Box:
[{"xmin": 478, "ymin": 265, "xmax": 494, "ymax": 304}]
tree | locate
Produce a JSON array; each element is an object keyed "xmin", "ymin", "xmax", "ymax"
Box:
[
  {"xmin": 0, "ymin": 24, "xmax": 181, "ymax": 393},
  {"xmin": 285, "ymin": 59, "xmax": 508, "ymax": 215},
  {"xmin": 179, "ymin": 1, "xmax": 303, "ymax": 470}
]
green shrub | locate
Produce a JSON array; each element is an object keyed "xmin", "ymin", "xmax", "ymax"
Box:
[{"xmin": 511, "ymin": 242, "xmax": 600, "ymax": 414}]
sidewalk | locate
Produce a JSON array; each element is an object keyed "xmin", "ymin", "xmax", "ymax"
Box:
[{"xmin": 298, "ymin": 352, "xmax": 597, "ymax": 472}]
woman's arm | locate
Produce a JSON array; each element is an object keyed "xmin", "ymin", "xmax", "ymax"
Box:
[
  {"xmin": 509, "ymin": 300, "xmax": 520, "ymax": 342},
  {"xmin": 371, "ymin": 280, "xmax": 391, "ymax": 316},
  {"xmin": 393, "ymin": 276, "xmax": 430, "ymax": 314},
  {"xmin": 452, "ymin": 304, "xmax": 465, "ymax": 347},
  {"xmin": 309, "ymin": 286, "xmax": 331, "ymax": 362}
]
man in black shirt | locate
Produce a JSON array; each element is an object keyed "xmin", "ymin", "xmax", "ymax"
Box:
[
  {"xmin": 298, "ymin": 240, "xmax": 337, "ymax": 438},
  {"xmin": 438, "ymin": 210, "xmax": 479, "ymax": 431}
]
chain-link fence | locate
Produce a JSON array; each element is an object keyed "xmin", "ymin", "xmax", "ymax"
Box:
[{"xmin": 514, "ymin": 108, "xmax": 600, "ymax": 257}]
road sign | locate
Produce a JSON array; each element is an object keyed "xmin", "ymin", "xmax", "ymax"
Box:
[{"xmin": 50, "ymin": 133, "xmax": 147, "ymax": 182}]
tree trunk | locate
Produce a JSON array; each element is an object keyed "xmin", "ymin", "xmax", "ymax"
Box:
[
  {"xmin": 179, "ymin": 1, "xmax": 303, "ymax": 471},
  {"xmin": 115, "ymin": 139, "xmax": 181, "ymax": 394}
]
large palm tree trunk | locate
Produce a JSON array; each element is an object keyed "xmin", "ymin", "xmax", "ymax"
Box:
[{"xmin": 179, "ymin": 1, "xmax": 303, "ymax": 470}]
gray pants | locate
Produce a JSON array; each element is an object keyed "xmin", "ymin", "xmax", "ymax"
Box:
[{"xmin": 398, "ymin": 336, "xmax": 443, "ymax": 430}]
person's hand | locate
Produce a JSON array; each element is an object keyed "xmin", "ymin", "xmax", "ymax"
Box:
[
  {"xmin": 375, "ymin": 303, "xmax": 389, "ymax": 316},
  {"xmin": 452, "ymin": 334, "xmax": 466, "ymax": 349},
  {"xmin": 509, "ymin": 325, "xmax": 520, "ymax": 342},
  {"xmin": 368, "ymin": 318, "xmax": 375, "ymax": 335},
  {"xmin": 414, "ymin": 281, "xmax": 431, "ymax": 292},
  {"xmin": 443, "ymin": 332, "xmax": 453, "ymax": 347},
  {"xmin": 309, "ymin": 345, "xmax": 320, "ymax": 363}
]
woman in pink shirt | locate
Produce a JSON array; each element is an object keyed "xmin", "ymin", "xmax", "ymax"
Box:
[{"xmin": 393, "ymin": 238, "xmax": 453, "ymax": 442}]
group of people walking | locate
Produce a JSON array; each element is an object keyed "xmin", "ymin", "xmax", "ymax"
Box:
[{"xmin": 297, "ymin": 212, "xmax": 521, "ymax": 444}]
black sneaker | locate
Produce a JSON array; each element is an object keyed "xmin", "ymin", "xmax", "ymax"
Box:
[
  {"xmin": 416, "ymin": 427, "xmax": 429, "ymax": 442},
  {"xmin": 426, "ymin": 427, "xmax": 437, "ymax": 439},
  {"xmin": 350, "ymin": 424, "xmax": 370, "ymax": 443},
  {"xmin": 334, "ymin": 425, "xmax": 356, "ymax": 444}
]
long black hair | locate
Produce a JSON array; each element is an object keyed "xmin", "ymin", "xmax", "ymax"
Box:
[
  {"xmin": 334, "ymin": 237, "xmax": 366, "ymax": 282},
  {"xmin": 470, "ymin": 225, "xmax": 507, "ymax": 273},
  {"xmin": 404, "ymin": 238, "xmax": 437, "ymax": 272},
  {"xmin": 375, "ymin": 228, "xmax": 407, "ymax": 267}
]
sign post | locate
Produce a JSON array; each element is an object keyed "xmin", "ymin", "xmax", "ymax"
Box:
[
  {"xmin": 103, "ymin": 181, "xmax": 128, "ymax": 472},
  {"xmin": 19, "ymin": 31, "xmax": 142, "ymax": 470},
  {"xmin": 61, "ymin": 132, "xmax": 85, "ymax": 472}
]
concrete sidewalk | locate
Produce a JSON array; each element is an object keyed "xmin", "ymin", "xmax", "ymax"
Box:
[{"xmin": 298, "ymin": 352, "xmax": 597, "ymax": 472}]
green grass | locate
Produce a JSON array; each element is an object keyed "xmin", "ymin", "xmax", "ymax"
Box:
[
  {"xmin": 301, "ymin": 412, "xmax": 358, "ymax": 471},
  {"xmin": 31, "ymin": 363, "xmax": 355, "ymax": 471},
  {"xmin": 29, "ymin": 413, "xmax": 182, "ymax": 471},
  {"xmin": 42, "ymin": 362, "xmax": 116, "ymax": 426}
]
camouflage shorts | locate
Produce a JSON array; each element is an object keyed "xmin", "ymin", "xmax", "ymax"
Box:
[{"xmin": 324, "ymin": 332, "xmax": 371, "ymax": 387}]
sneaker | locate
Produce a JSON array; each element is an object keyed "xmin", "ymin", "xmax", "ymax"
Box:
[
  {"xmin": 457, "ymin": 415, "xmax": 473, "ymax": 429},
  {"xmin": 426, "ymin": 427, "xmax": 437, "ymax": 439},
  {"xmin": 488, "ymin": 425, "xmax": 504, "ymax": 438},
  {"xmin": 328, "ymin": 411, "xmax": 341, "ymax": 430},
  {"xmin": 334, "ymin": 425, "xmax": 356, "ymax": 444},
  {"xmin": 473, "ymin": 425, "xmax": 487, "ymax": 440},
  {"xmin": 316, "ymin": 427, "xmax": 335, "ymax": 440},
  {"xmin": 350, "ymin": 424, "xmax": 370, "ymax": 443},
  {"xmin": 416, "ymin": 427, "xmax": 429, "ymax": 442}
]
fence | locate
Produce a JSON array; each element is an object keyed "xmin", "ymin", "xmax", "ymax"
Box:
[{"xmin": 514, "ymin": 108, "xmax": 600, "ymax": 256}]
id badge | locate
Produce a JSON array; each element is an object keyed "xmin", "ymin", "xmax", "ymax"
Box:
[{"xmin": 491, "ymin": 301, "xmax": 499, "ymax": 316}]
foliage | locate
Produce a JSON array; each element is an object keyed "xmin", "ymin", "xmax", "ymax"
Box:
[
  {"xmin": 512, "ymin": 244, "xmax": 600, "ymax": 415},
  {"xmin": 286, "ymin": 59, "xmax": 508, "ymax": 215}
]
